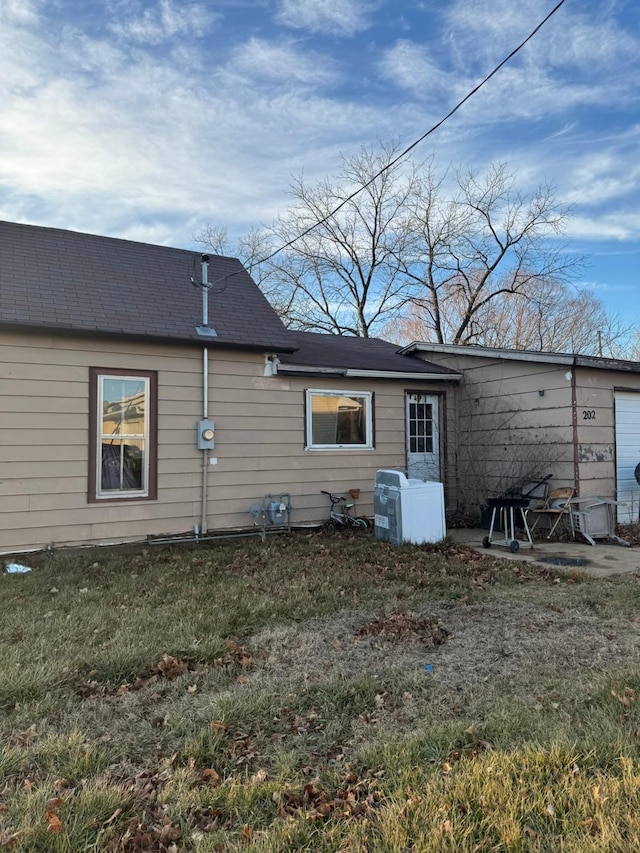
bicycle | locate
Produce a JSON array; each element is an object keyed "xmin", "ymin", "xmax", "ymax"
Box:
[{"xmin": 321, "ymin": 490, "xmax": 368, "ymax": 532}]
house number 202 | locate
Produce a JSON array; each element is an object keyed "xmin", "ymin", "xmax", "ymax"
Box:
[{"xmin": 582, "ymin": 410, "xmax": 596, "ymax": 420}]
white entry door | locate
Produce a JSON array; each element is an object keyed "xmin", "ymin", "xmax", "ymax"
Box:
[{"xmin": 406, "ymin": 393, "xmax": 441, "ymax": 481}]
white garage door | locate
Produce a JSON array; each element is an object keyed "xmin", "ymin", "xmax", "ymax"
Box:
[{"xmin": 615, "ymin": 392, "xmax": 640, "ymax": 523}]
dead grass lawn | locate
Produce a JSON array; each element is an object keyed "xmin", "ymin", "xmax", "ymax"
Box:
[{"xmin": 2, "ymin": 532, "xmax": 640, "ymax": 851}]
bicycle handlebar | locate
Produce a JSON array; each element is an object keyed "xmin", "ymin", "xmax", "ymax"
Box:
[{"xmin": 320, "ymin": 490, "xmax": 345, "ymax": 504}]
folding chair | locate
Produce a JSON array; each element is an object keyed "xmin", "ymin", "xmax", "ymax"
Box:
[{"xmin": 528, "ymin": 486, "xmax": 575, "ymax": 539}]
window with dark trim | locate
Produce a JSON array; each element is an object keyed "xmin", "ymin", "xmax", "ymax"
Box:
[
  {"xmin": 305, "ymin": 389, "xmax": 373, "ymax": 449},
  {"xmin": 88, "ymin": 368, "xmax": 158, "ymax": 502}
]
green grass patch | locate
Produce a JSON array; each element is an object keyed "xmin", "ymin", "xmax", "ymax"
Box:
[{"xmin": 2, "ymin": 533, "xmax": 640, "ymax": 849}]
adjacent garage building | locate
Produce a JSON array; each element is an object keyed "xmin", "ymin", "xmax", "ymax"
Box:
[{"xmin": 403, "ymin": 343, "xmax": 640, "ymax": 524}]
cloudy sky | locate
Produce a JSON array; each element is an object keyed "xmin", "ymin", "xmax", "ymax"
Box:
[{"xmin": 0, "ymin": 0, "xmax": 638, "ymax": 320}]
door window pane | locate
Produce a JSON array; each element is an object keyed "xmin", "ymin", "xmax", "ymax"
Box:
[{"xmin": 409, "ymin": 401, "xmax": 433, "ymax": 454}]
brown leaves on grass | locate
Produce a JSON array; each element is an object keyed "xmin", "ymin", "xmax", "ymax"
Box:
[
  {"xmin": 150, "ymin": 654, "xmax": 189, "ymax": 680},
  {"xmin": 212, "ymin": 640, "xmax": 254, "ymax": 669},
  {"xmin": 354, "ymin": 611, "xmax": 449, "ymax": 647},
  {"xmin": 100, "ymin": 769, "xmax": 182, "ymax": 853},
  {"xmin": 190, "ymin": 806, "xmax": 235, "ymax": 834},
  {"xmin": 287, "ymin": 709, "xmax": 324, "ymax": 736},
  {"xmin": 75, "ymin": 654, "xmax": 193, "ymax": 699},
  {"xmin": 611, "ymin": 686, "xmax": 636, "ymax": 706},
  {"xmin": 45, "ymin": 797, "xmax": 64, "ymax": 834},
  {"xmin": 0, "ymin": 830, "xmax": 21, "ymax": 850},
  {"xmin": 277, "ymin": 776, "xmax": 382, "ymax": 822},
  {"xmin": 75, "ymin": 642, "xmax": 260, "ymax": 699},
  {"xmin": 442, "ymin": 727, "xmax": 493, "ymax": 770},
  {"xmin": 6, "ymin": 724, "xmax": 37, "ymax": 747},
  {"xmin": 119, "ymin": 818, "xmax": 181, "ymax": 852}
]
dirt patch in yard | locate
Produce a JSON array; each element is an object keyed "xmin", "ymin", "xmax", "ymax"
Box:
[{"xmin": 251, "ymin": 598, "xmax": 640, "ymax": 693}]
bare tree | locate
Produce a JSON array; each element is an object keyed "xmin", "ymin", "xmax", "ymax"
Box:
[
  {"xmin": 264, "ymin": 142, "xmax": 422, "ymax": 337},
  {"xmin": 386, "ymin": 277, "xmax": 632, "ymax": 356},
  {"xmin": 396, "ymin": 162, "xmax": 582, "ymax": 345},
  {"xmin": 192, "ymin": 224, "xmax": 296, "ymax": 315},
  {"xmin": 197, "ymin": 148, "xmax": 606, "ymax": 346}
]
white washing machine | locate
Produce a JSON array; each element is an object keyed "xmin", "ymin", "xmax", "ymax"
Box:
[{"xmin": 374, "ymin": 469, "xmax": 446, "ymax": 545}]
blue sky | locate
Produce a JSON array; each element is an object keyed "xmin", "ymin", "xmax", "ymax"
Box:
[{"xmin": 0, "ymin": 0, "xmax": 638, "ymax": 323}]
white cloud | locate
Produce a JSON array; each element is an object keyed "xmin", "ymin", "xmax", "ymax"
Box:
[
  {"xmin": 565, "ymin": 213, "xmax": 640, "ymax": 242},
  {"xmin": 0, "ymin": 0, "xmax": 638, "ymax": 274},
  {"xmin": 0, "ymin": 0, "xmax": 41, "ymax": 26},
  {"xmin": 0, "ymin": 6, "xmax": 392, "ymax": 242},
  {"xmin": 430, "ymin": 0, "xmax": 640, "ymax": 122},
  {"xmin": 276, "ymin": 0, "xmax": 375, "ymax": 36},
  {"xmin": 229, "ymin": 37, "xmax": 339, "ymax": 86},
  {"xmin": 108, "ymin": 0, "xmax": 216, "ymax": 45},
  {"xmin": 378, "ymin": 40, "xmax": 451, "ymax": 99}
]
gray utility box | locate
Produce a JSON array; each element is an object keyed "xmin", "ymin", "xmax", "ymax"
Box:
[{"xmin": 374, "ymin": 469, "xmax": 446, "ymax": 545}]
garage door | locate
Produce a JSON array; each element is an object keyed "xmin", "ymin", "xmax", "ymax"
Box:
[{"xmin": 614, "ymin": 392, "xmax": 640, "ymax": 523}]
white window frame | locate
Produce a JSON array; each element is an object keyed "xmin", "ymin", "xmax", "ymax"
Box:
[
  {"xmin": 305, "ymin": 389, "xmax": 373, "ymax": 450},
  {"xmin": 96, "ymin": 373, "xmax": 150, "ymax": 499}
]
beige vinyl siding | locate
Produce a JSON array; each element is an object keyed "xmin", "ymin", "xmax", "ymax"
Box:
[
  {"xmin": 204, "ymin": 350, "xmax": 450, "ymax": 527},
  {"xmin": 1, "ymin": 332, "xmax": 203, "ymax": 552},
  {"xmin": 1, "ymin": 331, "xmax": 453, "ymax": 552}
]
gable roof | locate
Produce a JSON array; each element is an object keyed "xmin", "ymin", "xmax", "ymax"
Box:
[
  {"xmin": 277, "ymin": 331, "xmax": 460, "ymax": 379},
  {"xmin": 0, "ymin": 220, "xmax": 295, "ymax": 352}
]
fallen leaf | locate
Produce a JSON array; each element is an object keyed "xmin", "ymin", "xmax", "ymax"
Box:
[
  {"xmin": 210, "ymin": 720, "xmax": 228, "ymax": 732},
  {"xmin": 251, "ymin": 769, "xmax": 268, "ymax": 784},
  {"xmin": 103, "ymin": 808, "xmax": 122, "ymax": 826},
  {"xmin": 0, "ymin": 830, "xmax": 21, "ymax": 849},
  {"xmin": 200, "ymin": 768, "xmax": 221, "ymax": 787},
  {"xmin": 611, "ymin": 687, "xmax": 635, "ymax": 706},
  {"xmin": 593, "ymin": 785, "xmax": 608, "ymax": 804},
  {"xmin": 46, "ymin": 812, "xmax": 64, "ymax": 835}
]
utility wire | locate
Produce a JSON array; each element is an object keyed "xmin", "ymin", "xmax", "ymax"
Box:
[{"xmin": 202, "ymin": 0, "xmax": 568, "ymax": 289}]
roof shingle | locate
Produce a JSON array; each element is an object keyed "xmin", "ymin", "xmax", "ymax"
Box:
[
  {"xmin": 0, "ymin": 220, "xmax": 294, "ymax": 351},
  {"xmin": 278, "ymin": 331, "xmax": 457, "ymax": 376}
]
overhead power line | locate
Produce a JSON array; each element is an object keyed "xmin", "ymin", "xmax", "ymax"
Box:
[{"xmin": 204, "ymin": 0, "xmax": 568, "ymax": 288}]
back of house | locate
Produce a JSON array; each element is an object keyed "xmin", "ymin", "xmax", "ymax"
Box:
[{"xmin": 0, "ymin": 220, "xmax": 460, "ymax": 553}]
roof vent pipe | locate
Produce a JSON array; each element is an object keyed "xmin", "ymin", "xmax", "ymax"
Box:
[{"xmin": 196, "ymin": 253, "xmax": 217, "ymax": 338}]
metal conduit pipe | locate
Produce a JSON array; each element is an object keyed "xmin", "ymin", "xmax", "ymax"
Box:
[{"xmin": 201, "ymin": 346, "xmax": 209, "ymax": 536}]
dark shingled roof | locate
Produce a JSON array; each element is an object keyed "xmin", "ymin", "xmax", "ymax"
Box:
[
  {"xmin": 277, "ymin": 331, "xmax": 458, "ymax": 376},
  {"xmin": 0, "ymin": 220, "xmax": 295, "ymax": 351}
]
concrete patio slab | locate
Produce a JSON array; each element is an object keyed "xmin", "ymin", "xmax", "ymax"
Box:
[{"xmin": 449, "ymin": 528, "xmax": 640, "ymax": 579}]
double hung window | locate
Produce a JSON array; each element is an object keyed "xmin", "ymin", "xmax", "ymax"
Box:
[{"xmin": 89, "ymin": 368, "xmax": 157, "ymax": 501}]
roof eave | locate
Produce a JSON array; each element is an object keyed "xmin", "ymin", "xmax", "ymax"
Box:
[
  {"xmin": 276, "ymin": 363, "xmax": 461, "ymax": 381},
  {"xmin": 345, "ymin": 368, "xmax": 461, "ymax": 381},
  {"xmin": 0, "ymin": 322, "xmax": 298, "ymax": 353},
  {"xmin": 401, "ymin": 341, "xmax": 574, "ymax": 366},
  {"xmin": 402, "ymin": 341, "xmax": 640, "ymax": 373}
]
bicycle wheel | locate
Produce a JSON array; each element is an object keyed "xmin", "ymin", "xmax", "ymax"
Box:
[
  {"xmin": 352, "ymin": 518, "xmax": 368, "ymax": 529},
  {"xmin": 323, "ymin": 520, "xmax": 337, "ymax": 534}
]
